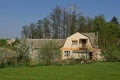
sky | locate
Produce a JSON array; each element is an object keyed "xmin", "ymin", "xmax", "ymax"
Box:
[{"xmin": 0, "ymin": 0, "xmax": 120, "ymax": 39}]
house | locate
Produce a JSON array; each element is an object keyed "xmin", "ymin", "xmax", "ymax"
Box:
[
  {"xmin": 60, "ymin": 32, "xmax": 102, "ymax": 61},
  {"xmin": 7, "ymin": 39, "xmax": 15, "ymax": 46},
  {"xmin": 26, "ymin": 39, "xmax": 65, "ymax": 63},
  {"xmin": 26, "ymin": 32, "xmax": 103, "ymax": 63}
]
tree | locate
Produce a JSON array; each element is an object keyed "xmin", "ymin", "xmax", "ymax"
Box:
[
  {"xmin": 0, "ymin": 48, "xmax": 16, "ymax": 67},
  {"xmin": 49, "ymin": 5, "xmax": 62, "ymax": 39},
  {"xmin": 29, "ymin": 23, "xmax": 36, "ymax": 39},
  {"xmin": 69, "ymin": 5, "xmax": 77, "ymax": 35},
  {"xmin": 93, "ymin": 15, "xmax": 106, "ymax": 32},
  {"xmin": 77, "ymin": 15, "xmax": 86, "ymax": 32},
  {"xmin": 36, "ymin": 20, "xmax": 43, "ymax": 39},
  {"xmin": 39, "ymin": 41, "xmax": 60, "ymax": 65},
  {"xmin": 0, "ymin": 39, "xmax": 7, "ymax": 47},
  {"xmin": 86, "ymin": 17, "xmax": 93, "ymax": 32},
  {"xmin": 12, "ymin": 37, "xmax": 20, "ymax": 46},
  {"xmin": 61, "ymin": 9, "xmax": 70, "ymax": 38},
  {"xmin": 110, "ymin": 16, "xmax": 119, "ymax": 25},
  {"xmin": 16, "ymin": 38, "xmax": 29, "ymax": 63},
  {"xmin": 104, "ymin": 45, "xmax": 120, "ymax": 61},
  {"xmin": 98, "ymin": 22, "xmax": 120, "ymax": 61},
  {"xmin": 21, "ymin": 24, "xmax": 29, "ymax": 38},
  {"xmin": 43, "ymin": 18, "xmax": 51, "ymax": 39}
]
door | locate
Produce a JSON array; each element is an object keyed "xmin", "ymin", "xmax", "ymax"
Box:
[{"xmin": 89, "ymin": 52, "xmax": 92, "ymax": 60}]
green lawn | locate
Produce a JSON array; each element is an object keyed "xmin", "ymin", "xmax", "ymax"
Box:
[{"xmin": 0, "ymin": 62, "xmax": 120, "ymax": 80}]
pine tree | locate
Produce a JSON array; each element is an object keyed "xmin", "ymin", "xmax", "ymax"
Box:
[
  {"xmin": 69, "ymin": 5, "xmax": 77, "ymax": 35},
  {"xmin": 110, "ymin": 16, "xmax": 119, "ymax": 25},
  {"xmin": 49, "ymin": 5, "xmax": 62, "ymax": 39},
  {"xmin": 43, "ymin": 18, "xmax": 50, "ymax": 39},
  {"xmin": 36, "ymin": 20, "xmax": 43, "ymax": 39}
]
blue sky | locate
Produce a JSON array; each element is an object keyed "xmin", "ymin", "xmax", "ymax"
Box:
[{"xmin": 0, "ymin": 0, "xmax": 120, "ymax": 38}]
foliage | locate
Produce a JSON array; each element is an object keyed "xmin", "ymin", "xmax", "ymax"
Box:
[
  {"xmin": 0, "ymin": 39, "xmax": 7, "ymax": 47},
  {"xmin": 13, "ymin": 37, "xmax": 20, "ymax": 45},
  {"xmin": 36, "ymin": 20, "xmax": 43, "ymax": 38},
  {"xmin": 43, "ymin": 18, "xmax": 51, "ymax": 38},
  {"xmin": 0, "ymin": 48, "xmax": 16, "ymax": 68},
  {"xmin": 110, "ymin": 16, "xmax": 119, "ymax": 25},
  {"xmin": 50, "ymin": 5, "xmax": 62, "ymax": 38},
  {"xmin": 103, "ymin": 45, "xmax": 120, "ymax": 62},
  {"xmin": 39, "ymin": 41, "xmax": 60, "ymax": 65},
  {"xmin": 93, "ymin": 15, "xmax": 106, "ymax": 32},
  {"xmin": 16, "ymin": 38, "xmax": 29, "ymax": 63},
  {"xmin": 94, "ymin": 18, "xmax": 120, "ymax": 61},
  {"xmin": 69, "ymin": 5, "xmax": 77, "ymax": 35},
  {"xmin": 21, "ymin": 5, "xmax": 81, "ymax": 39}
]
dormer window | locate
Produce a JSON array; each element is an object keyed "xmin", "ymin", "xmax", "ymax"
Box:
[{"xmin": 72, "ymin": 40, "xmax": 77, "ymax": 45}]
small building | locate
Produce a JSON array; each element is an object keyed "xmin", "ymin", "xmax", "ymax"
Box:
[
  {"xmin": 60, "ymin": 32, "xmax": 102, "ymax": 61},
  {"xmin": 7, "ymin": 39, "xmax": 15, "ymax": 46}
]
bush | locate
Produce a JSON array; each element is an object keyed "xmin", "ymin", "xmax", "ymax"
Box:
[
  {"xmin": 16, "ymin": 38, "xmax": 29, "ymax": 63},
  {"xmin": 0, "ymin": 48, "xmax": 16, "ymax": 68},
  {"xmin": 0, "ymin": 39, "xmax": 7, "ymax": 47},
  {"xmin": 104, "ymin": 45, "xmax": 120, "ymax": 62},
  {"xmin": 39, "ymin": 41, "xmax": 60, "ymax": 65}
]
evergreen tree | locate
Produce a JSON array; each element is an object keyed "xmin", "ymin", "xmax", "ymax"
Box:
[
  {"xmin": 49, "ymin": 5, "xmax": 62, "ymax": 39},
  {"xmin": 36, "ymin": 20, "xmax": 43, "ymax": 39},
  {"xmin": 110, "ymin": 16, "xmax": 119, "ymax": 25},
  {"xmin": 77, "ymin": 16, "xmax": 86, "ymax": 32},
  {"xmin": 61, "ymin": 9, "xmax": 70, "ymax": 38},
  {"xmin": 43, "ymin": 18, "xmax": 50, "ymax": 39},
  {"xmin": 86, "ymin": 17, "xmax": 93, "ymax": 32},
  {"xmin": 21, "ymin": 24, "xmax": 29, "ymax": 38},
  {"xmin": 69, "ymin": 5, "xmax": 77, "ymax": 35},
  {"xmin": 93, "ymin": 15, "xmax": 106, "ymax": 32},
  {"xmin": 29, "ymin": 23, "xmax": 36, "ymax": 39}
]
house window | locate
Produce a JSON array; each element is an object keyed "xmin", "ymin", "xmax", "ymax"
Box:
[
  {"xmin": 80, "ymin": 39, "xmax": 87, "ymax": 48},
  {"xmin": 64, "ymin": 51, "xmax": 70, "ymax": 56},
  {"xmin": 72, "ymin": 40, "xmax": 77, "ymax": 45}
]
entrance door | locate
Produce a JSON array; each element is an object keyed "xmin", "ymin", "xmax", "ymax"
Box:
[{"xmin": 89, "ymin": 52, "xmax": 92, "ymax": 60}]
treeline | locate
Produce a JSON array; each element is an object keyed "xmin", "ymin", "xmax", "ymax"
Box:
[
  {"xmin": 21, "ymin": 5, "xmax": 95, "ymax": 39},
  {"xmin": 21, "ymin": 5, "xmax": 120, "ymax": 39},
  {"xmin": 21, "ymin": 5, "xmax": 120, "ymax": 61}
]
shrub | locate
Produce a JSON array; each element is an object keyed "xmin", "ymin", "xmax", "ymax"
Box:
[{"xmin": 0, "ymin": 48, "xmax": 16, "ymax": 68}]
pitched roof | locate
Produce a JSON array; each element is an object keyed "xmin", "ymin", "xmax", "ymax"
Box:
[
  {"xmin": 26, "ymin": 39, "xmax": 65, "ymax": 49},
  {"xmin": 26, "ymin": 32, "xmax": 97, "ymax": 49},
  {"xmin": 83, "ymin": 33, "xmax": 97, "ymax": 46}
]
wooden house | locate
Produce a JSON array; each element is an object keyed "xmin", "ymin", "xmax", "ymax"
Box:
[
  {"xmin": 60, "ymin": 32, "xmax": 102, "ymax": 61},
  {"xmin": 26, "ymin": 32, "xmax": 103, "ymax": 63}
]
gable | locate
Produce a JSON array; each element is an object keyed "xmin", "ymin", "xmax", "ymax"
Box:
[
  {"xmin": 67, "ymin": 32, "xmax": 88, "ymax": 40},
  {"xmin": 61, "ymin": 32, "xmax": 96, "ymax": 49}
]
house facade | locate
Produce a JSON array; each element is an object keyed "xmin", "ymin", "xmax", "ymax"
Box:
[{"xmin": 60, "ymin": 32, "xmax": 102, "ymax": 61}]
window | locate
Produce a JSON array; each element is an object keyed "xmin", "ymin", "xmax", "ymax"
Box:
[
  {"xmin": 72, "ymin": 40, "xmax": 77, "ymax": 45},
  {"xmin": 80, "ymin": 39, "xmax": 87, "ymax": 48},
  {"xmin": 64, "ymin": 51, "xmax": 70, "ymax": 56}
]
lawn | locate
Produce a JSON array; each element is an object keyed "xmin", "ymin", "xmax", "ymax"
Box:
[{"xmin": 0, "ymin": 62, "xmax": 120, "ymax": 80}]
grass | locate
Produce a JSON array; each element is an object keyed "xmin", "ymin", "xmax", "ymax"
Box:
[{"xmin": 0, "ymin": 62, "xmax": 120, "ymax": 80}]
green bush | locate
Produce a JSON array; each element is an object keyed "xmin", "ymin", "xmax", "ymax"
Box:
[
  {"xmin": 104, "ymin": 45, "xmax": 120, "ymax": 62},
  {"xmin": 0, "ymin": 48, "xmax": 16, "ymax": 68},
  {"xmin": 0, "ymin": 39, "xmax": 7, "ymax": 47}
]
